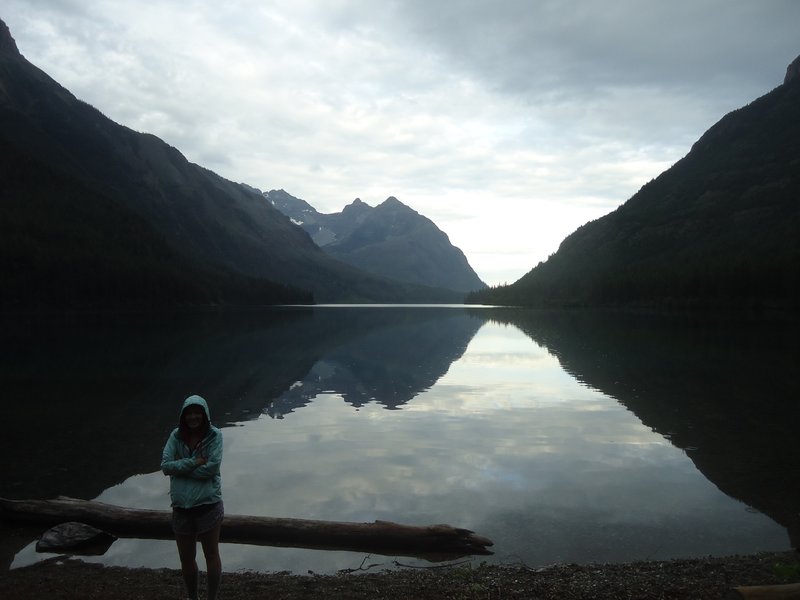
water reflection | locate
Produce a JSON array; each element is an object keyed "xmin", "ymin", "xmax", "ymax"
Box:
[
  {"xmin": 2, "ymin": 307, "xmax": 795, "ymax": 574},
  {"xmin": 266, "ymin": 306, "xmax": 483, "ymax": 414},
  {"xmin": 483, "ymin": 309, "xmax": 800, "ymax": 549},
  {"xmin": 0, "ymin": 307, "xmax": 482, "ymax": 501}
]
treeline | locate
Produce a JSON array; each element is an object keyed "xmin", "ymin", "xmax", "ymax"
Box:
[
  {"xmin": 0, "ymin": 141, "xmax": 312, "ymax": 310},
  {"xmin": 469, "ymin": 190, "xmax": 800, "ymax": 309},
  {"xmin": 468, "ymin": 254, "xmax": 799, "ymax": 309}
]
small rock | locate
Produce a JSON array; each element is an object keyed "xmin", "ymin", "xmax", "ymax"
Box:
[{"xmin": 36, "ymin": 521, "xmax": 117, "ymax": 555}]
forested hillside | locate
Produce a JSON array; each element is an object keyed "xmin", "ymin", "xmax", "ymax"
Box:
[
  {"xmin": 469, "ymin": 65, "xmax": 800, "ymax": 309},
  {"xmin": 0, "ymin": 138, "xmax": 311, "ymax": 308}
]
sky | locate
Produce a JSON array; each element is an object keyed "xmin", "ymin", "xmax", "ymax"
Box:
[{"xmin": 3, "ymin": 1, "xmax": 799, "ymax": 286}]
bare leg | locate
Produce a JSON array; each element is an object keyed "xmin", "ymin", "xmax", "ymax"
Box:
[
  {"xmin": 199, "ymin": 524, "xmax": 222, "ymax": 600},
  {"xmin": 175, "ymin": 533, "xmax": 199, "ymax": 600}
]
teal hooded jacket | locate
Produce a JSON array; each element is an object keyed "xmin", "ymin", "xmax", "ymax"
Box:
[{"xmin": 161, "ymin": 395, "xmax": 223, "ymax": 509}]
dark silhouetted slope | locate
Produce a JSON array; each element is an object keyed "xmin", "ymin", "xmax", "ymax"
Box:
[{"xmin": 470, "ymin": 58, "xmax": 800, "ymax": 309}]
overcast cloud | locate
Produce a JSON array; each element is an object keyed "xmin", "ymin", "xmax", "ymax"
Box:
[{"xmin": 4, "ymin": 1, "xmax": 799, "ymax": 285}]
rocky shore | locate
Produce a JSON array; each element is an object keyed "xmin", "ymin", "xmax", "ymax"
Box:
[{"xmin": 1, "ymin": 551, "xmax": 798, "ymax": 599}]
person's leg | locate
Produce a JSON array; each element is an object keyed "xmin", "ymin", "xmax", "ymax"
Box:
[
  {"xmin": 175, "ymin": 533, "xmax": 199, "ymax": 600},
  {"xmin": 199, "ymin": 523, "xmax": 222, "ymax": 600}
]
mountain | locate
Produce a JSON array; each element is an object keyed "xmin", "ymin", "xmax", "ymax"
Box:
[
  {"xmin": 0, "ymin": 18, "xmax": 461, "ymax": 306},
  {"xmin": 0, "ymin": 133, "xmax": 312, "ymax": 308},
  {"xmin": 267, "ymin": 189, "xmax": 487, "ymax": 293},
  {"xmin": 469, "ymin": 57, "xmax": 800, "ymax": 309}
]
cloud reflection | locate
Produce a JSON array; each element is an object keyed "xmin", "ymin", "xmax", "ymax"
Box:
[{"xmin": 15, "ymin": 317, "xmax": 783, "ymax": 575}]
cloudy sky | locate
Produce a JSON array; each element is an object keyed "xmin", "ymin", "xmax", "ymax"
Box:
[{"xmin": 4, "ymin": 1, "xmax": 799, "ymax": 285}]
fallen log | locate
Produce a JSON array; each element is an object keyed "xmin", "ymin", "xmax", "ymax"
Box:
[
  {"xmin": 727, "ymin": 583, "xmax": 800, "ymax": 599},
  {"xmin": 0, "ymin": 497, "xmax": 493, "ymax": 559}
]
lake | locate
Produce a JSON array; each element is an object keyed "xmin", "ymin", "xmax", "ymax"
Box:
[{"xmin": 1, "ymin": 306, "xmax": 797, "ymax": 574}]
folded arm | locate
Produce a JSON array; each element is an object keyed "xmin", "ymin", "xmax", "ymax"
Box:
[
  {"xmin": 160, "ymin": 433, "xmax": 201, "ymax": 476},
  {"xmin": 188, "ymin": 431, "xmax": 222, "ymax": 480}
]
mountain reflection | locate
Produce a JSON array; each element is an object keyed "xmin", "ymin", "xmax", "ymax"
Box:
[
  {"xmin": 0, "ymin": 307, "xmax": 485, "ymax": 502},
  {"xmin": 266, "ymin": 307, "xmax": 484, "ymax": 415},
  {"xmin": 481, "ymin": 308, "xmax": 800, "ymax": 549}
]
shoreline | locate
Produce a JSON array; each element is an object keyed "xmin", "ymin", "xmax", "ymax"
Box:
[{"xmin": 1, "ymin": 550, "xmax": 798, "ymax": 599}]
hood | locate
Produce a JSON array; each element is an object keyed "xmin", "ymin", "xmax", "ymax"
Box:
[{"xmin": 181, "ymin": 394, "xmax": 211, "ymax": 422}]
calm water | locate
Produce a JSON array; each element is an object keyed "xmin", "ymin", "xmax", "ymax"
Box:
[{"xmin": 1, "ymin": 306, "xmax": 797, "ymax": 574}]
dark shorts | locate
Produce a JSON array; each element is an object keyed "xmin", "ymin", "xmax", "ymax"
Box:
[{"xmin": 171, "ymin": 501, "xmax": 224, "ymax": 536}]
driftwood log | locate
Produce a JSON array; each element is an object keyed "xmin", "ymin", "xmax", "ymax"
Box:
[
  {"xmin": 0, "ymin": 497, "xmax": 493, "ymax": 559},
  {"xmin": 727, "ymin": 583, "xmax": 800, "ymax": 599}
]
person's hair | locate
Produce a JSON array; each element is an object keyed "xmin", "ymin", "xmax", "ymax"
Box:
[{"xmin": 178, "ymin": 404, "xmax": 210, "ymax": 442}]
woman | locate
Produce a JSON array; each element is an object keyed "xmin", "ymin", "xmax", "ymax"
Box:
[{"xmin": 161, "ymin": 395, "xmax": 223, "ymax": 600}]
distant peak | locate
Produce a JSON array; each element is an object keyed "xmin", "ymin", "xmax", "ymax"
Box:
[
  {"xmin": 342, "ymin": 197, "xmax": 371, "ymax": 215},
  {"xmin": 0, "ymin": 18, "xmax": 20, "ymax": 56},
  {"xmin": 379, "ymin": 196, "xmax": 407, "ymax": 210},
  {"xmin": 785, "ymin": 54, "xmax": 800, "ymax": 85},
  {"xmin": 374, "ymin": 196, "xmax": 421, "ymax": 219}
]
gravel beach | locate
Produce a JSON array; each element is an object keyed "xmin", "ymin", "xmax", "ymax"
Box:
[{"xmin": 2, "ymin": 550, "xmax": 798, "ymax": 599}]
